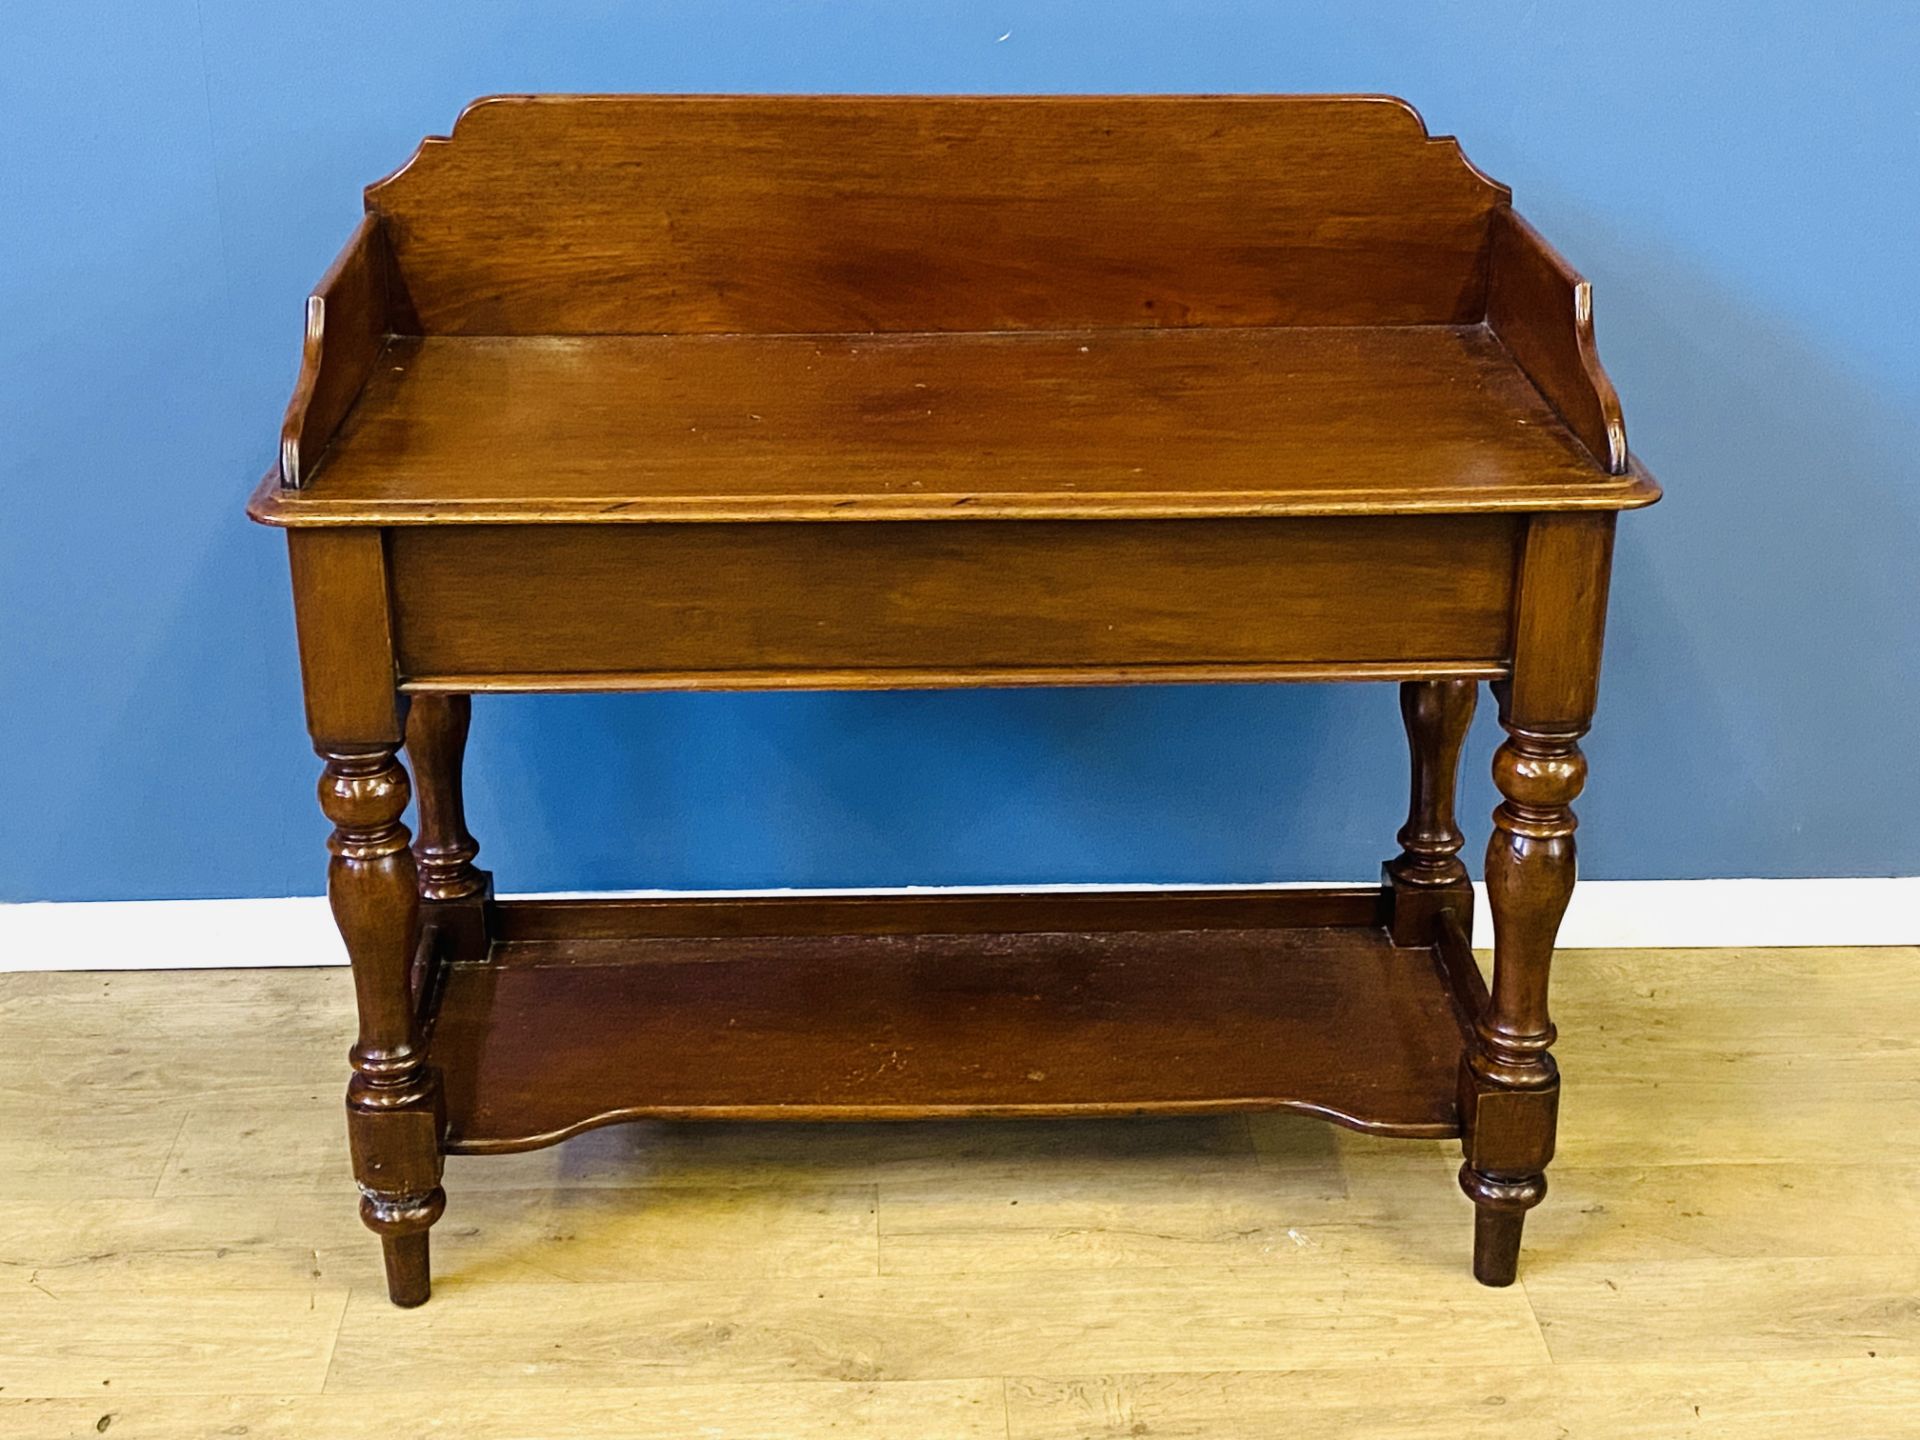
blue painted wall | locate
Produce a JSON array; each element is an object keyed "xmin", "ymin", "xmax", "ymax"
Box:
[{"xmin": 3, "ymin": 2, "xmax": 1915, "ymax": 902}]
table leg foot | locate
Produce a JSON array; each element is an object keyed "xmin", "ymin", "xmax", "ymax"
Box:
[
  {"xmin": 1460, "ymin": 1164, "xmax": 1543, "ymax": 1286},
  {"xmin": 364, "ymin": 1190, "xmax": 445, "ymax": 1307}
]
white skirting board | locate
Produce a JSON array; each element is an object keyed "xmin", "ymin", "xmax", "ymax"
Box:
[{"xmin": 0, "ymin": 878, "xmax": 1913, "ymax": 972}]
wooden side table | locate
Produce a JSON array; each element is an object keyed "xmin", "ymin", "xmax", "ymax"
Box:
[{"xmin": 249, "ymin": 94, "xmax": 1659, "ymax": 1306}]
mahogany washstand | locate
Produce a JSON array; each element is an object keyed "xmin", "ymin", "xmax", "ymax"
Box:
[{"xmin": 249, "ymin": 95, "xmax": 1660, "ymax": 1305}]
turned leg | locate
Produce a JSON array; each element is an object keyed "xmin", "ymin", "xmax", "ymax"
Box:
[
  {"xmin": 1457, "ymin": 513, "xmax": 1614, "ymax": 1286},
  {"xmin": 1384, "ymin": 678, "xmax": 1477, "ymax": 946},
  {"xmin": 1461, "ymin": 717, "xmax": 1574, "ymax": 1286},
  {"xmin": 1459, "ymin": 695, "xmax": 1583, "ymax": 1283},
  {"xmin": 406, "ymin": 693, "xmax": 492, "ymax": 964},
  {"xmin": 319, "ymin": 743, "xmax": 446, "ymax": 1306}
]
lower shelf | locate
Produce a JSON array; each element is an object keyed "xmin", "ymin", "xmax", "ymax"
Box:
[{"xmin": 427, "ymin": 889, "xmax": 1475, "ymax": 1151}]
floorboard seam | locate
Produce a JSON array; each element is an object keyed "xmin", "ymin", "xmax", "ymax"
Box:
[
  {"xmin": 317, "ymin": 1286, "xmax": 356, "ymax": 1393},
  {"xmin": 148, "ymin": 1110, "xmax": 192, "ymax": 1199},
  {"xmin": 1517, "ymin": 1275, "xmax": 1559, "ymax": 1365}
]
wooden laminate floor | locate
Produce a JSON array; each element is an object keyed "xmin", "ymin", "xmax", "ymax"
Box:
[{"xmin": 2, "ymin": 946, "xmax": 1918, "ymax": 1437}]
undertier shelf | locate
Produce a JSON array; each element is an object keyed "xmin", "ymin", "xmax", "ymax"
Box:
[{"xmin": 428, "ymin": 890, "xmax": 1476, "ymax": 1150}]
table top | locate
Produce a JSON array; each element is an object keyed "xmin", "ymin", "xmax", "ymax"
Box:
[{"xmin": 251, "ymin": 324, "xmax": 1656, "ymax": 526}]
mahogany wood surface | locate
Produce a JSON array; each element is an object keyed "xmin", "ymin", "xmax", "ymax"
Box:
[
  {"xmin": 254, "ymin": 327, "xmax": 1654, "ymax": 525},
  {"xmin": 430, "ymin": 901, "xmax": 1470, "ymax": 1147},
  {"xmin": 1457, "ymin": 513, "xmax": 1616, "ymax": 1286},
  {"xmin": 367, "ymin": 94, "xmax": 1506, "ymax": 336},
  {"xmin": 276, "ymin": 215, "xmax": 398, "ymax": 490},
  {"xmin": 285, "ymin": 530, "xmax": 402, "ymax": 747},
  {"xmin": 1488, "ymin": 209, "xmax": 1630, "ymax": 474},
  {"xmin": 1384, "ymin": 678, "xmax": 1479, "ymax": 947},
  {"xmin": 403, "ymin": 694, "xmax": 491, "ymax": 964},
  {"xmin": 250, "ymin": 94, "xmax": 1661, "ymax": 1303},
  {"xmin": 386, "ymin": 515, "xmax": 1518, "ymax": 687},
  {"xmin": 491, "ymin": 888, "xmax": 1387, "ymax": 942},
  {"xmin": 317, "ymin": 742, "xmax": 442, "ymax": 1307}
]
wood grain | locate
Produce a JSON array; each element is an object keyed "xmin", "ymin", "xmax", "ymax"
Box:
[
  {"xmin": 278, "ymin": 215, "xmax": 401, "ymax": 488},
  {"xmin": 0, "ymin": 969, "xmax": 345, "ymax": 1100},
  {"xmin": 151, "ymin": 1091, "xmax": 345, "ymax": 1198},
  {"xmin": 322, "ymin": 1269, "xmax": 1547, "ymax": 1389},
  {"xmin": 0, "ymin": 1100, "xmax": 191, "ymax": 1200},
  {"xmin": 369, "ymin": 94, "xmax": 1505, "ymax": 336},
  {"xmin": 2, "ymin": 945, "xmax": 1917, "ymax": 1433},
  {"xmin": 0, "ymin": 1382, "xmax": 1008, "ymax": 1440},
  {"xmin": 1528, "ymin": 1255, "xmax": 1920, "ymax": 1363},
  {"xmin": 429, "ymin": 922, "xmax": 1469, "ymax": 1143},
  {"xmin": 1489, "ymin": 207, "xmax": 1629, "ymax": 472},
  {"xmin": 876, "ymin": 1169, "xmax": 1400, "ymax": 1276},
  {"xmin": 1508, "ymin": 511, "xmax": 1617, "ymax": 725},
  {"xmin": 0, "ymin": 1290, "xmax": 348, "ymax": 1395},
  {"xmin": 387, "ymin": 514, "xmax": 1519, "ymax": 685},
  {"xmin": 1556, "ymin": 1076, "xmax": 1920, "ymax": 1167},
  {"xmin": 1519, "ymin": 1163, "xmax": 1920, "ymax": 1264},
  {"xmin": 1550, "ymin": 945, "xmax": 1920, "ymax": 1082},
  {"xmin": 1005, "ymin": 1362, "xmax": 1920, "ymax": 1440},
  {"xmin": 252, "ymin": 327, "xmax": 1657, "ymax": 526},
  {"xmin": 285, "ymin": 529, "xmax": 401, "ymax": 746},
  {"xmin": 491, "ymin": 889, "xmax": 1384, "ymax": 941},
  {"xmin": 0, "ymin": 1186, "xmax": 878, "ymax": 1295},
  {"xmin": 16, "ymin": 1365, "xmax": 1920, "ymax": 1440}
]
